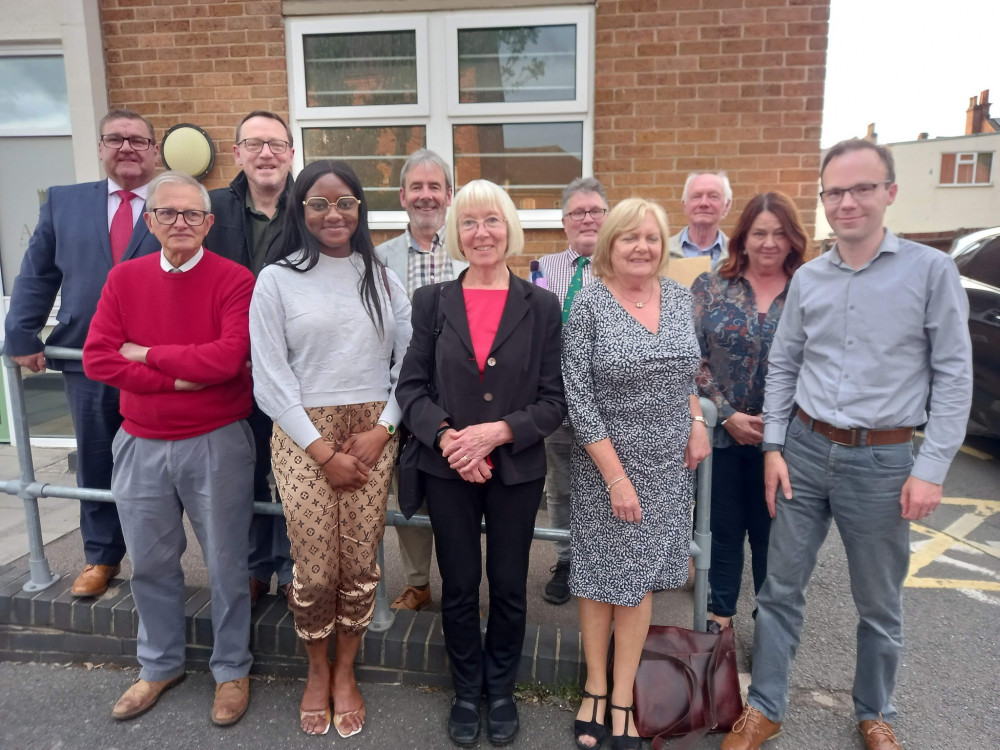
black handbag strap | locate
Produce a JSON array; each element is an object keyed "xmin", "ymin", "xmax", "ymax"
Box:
[{"xmin": 649, "ymin": 633, "xmax": 726, "ymax": 750}]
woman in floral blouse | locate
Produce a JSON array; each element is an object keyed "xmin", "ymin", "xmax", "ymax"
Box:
[{"xmin": 692, "ymin": 191, "xmax": 808, "ymax": 630}]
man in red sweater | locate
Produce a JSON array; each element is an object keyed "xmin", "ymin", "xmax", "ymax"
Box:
[{"xmin": 84, "ymin": 171, "xmax": 257, "ymax": 727}]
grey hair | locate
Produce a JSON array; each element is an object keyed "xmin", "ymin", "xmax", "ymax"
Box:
[
  {"xmin": 146, "ymin": 171, "xmax": 211, "ymax": 211},
  {"xmin": 561, "ymin": 177, "xmax": 608, "ymax": 209},
  {"xmin": 682, "ymin": 171, "xmax": 733, "ymax": 204},
  {"xmin": 400, "ymin": 149, "xmax": 453, "ymax": 193}
]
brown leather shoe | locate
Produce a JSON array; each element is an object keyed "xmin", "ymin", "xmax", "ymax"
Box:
[
  {"xmin": 112, "ymin": 674, "xmax": 185, "ymax": 720},
  {"xmin": 859, "ymin": 715, "xmax": 902, "ymax": 750},
  {"xmin": 212, "ymin": 677, "xmax": 250, "ymax": 726},
  {"xmin": 71, "ymin": 564, "xmax": 120, "ymax": 597},
  {"xmin": 720, "ymin": 705, "xmax": 782, "ymax": 750},
  {"xmin": 390, "ymin": 584, "xmax": 431, "ymax": 611},
  {"xmin": 249, "ymin": 577, "xmax": 268, "ymax": 607}
]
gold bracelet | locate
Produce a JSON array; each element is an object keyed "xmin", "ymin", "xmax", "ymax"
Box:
[{"xmin": 606, "ymin": 475, "xmax": 627, "ymax": 492}]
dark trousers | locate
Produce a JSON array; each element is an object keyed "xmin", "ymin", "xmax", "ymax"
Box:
[
  {"xmin": 246, "ymin": 401, "xmax": 293, "ymax": 586},
  {"xmin": 708, "ymin": 444, "xmax": 772, "ymax": 617},
  {"xmin": 424, "ymin": 473, "xmax": 544, "ymax": 699},
  {"xmin": 63, "ymin": 371, "xmax": 126, "ymax": 566}
]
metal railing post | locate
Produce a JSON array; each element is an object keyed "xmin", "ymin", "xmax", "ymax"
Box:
[
  {"xmin": 368, "ymin": 540, "xmax": 395, "ymax": 632},
  {"xmin": 692, "ymin": 397, "xmax": 717, "ymax": 630},
  {"xmin": 3, "ymin": 355, "xmax": 59, "ymax": 591}
]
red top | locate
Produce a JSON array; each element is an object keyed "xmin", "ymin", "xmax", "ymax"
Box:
[
  {"xmin": 463, "ymin": 288, "xmax": 508, "ymax": 374},
  {"xmin": 83, "ymin": 251, "xmax": 255, "ymax": 440}
]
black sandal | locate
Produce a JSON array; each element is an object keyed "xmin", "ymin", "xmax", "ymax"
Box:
[
  {"xmin": 609, "ymin": 703, "xmax": 642, "ymax": 750},
  {"xmin": 574, "ymin": 690, "xmax": 608, "ymax": 749}
]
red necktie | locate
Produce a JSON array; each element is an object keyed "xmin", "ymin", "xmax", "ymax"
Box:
[{"xmin": 110, "ymin": 190, "xmax": 137, "ymax": 265}]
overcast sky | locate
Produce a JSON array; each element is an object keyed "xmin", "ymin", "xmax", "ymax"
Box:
[{"xmin": 821, "ymin": 0, "xmax": 1000, "ymax": 147}]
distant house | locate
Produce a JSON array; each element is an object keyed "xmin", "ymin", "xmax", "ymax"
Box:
[{"xmin": 816, "ymin": 90, "xmax": 999, "ymax": 250}]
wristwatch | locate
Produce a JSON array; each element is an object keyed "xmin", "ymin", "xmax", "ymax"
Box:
[{"xmin": 377, "ymin": 420, "xmax": 396, "ymax": 436}]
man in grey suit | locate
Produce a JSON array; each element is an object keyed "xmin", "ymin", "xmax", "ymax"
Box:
[
  {"xmin": 375, "ymin": 149, "xmax": 466, "ymax": 612},
  {"xmin": 667, "ymin": 171, "xmax": 732, "ymax": 268},
  {"xmin": 4, "ymin": 109, "xmax": 161, "ymax": 598}
]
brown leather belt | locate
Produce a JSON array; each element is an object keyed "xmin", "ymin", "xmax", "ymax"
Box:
[{"xmin": 797, "ymin": 409, "xmax": 914, "ymax": 447}]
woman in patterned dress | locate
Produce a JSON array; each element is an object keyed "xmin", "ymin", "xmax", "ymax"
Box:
[
  {"xmin": 562, "ymin": 198, "xmax": 711, "ymax": 750},
  {"xmin": 692, "ymin": 192, "xmax": 807, "ymax": 632},
  {"xmin": 249, "ymin": 160, "xmax": 412, "ymax": 737}
]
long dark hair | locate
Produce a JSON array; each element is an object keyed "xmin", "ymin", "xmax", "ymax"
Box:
[
  {"xmin": 718, "ymin": 191, "xmax": 808, "ymax": 280},
  {"xmin": 267, "ymin": 159, "xmax": 386, "ymax": 336}
]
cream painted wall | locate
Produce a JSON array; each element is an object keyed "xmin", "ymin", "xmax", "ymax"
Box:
[{"xmin": 885, "ymin": 133, "xmax": 1000, "ymax": 235}]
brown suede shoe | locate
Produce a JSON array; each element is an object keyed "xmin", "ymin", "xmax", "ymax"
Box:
[
  {"xmin": 212, "ymin": 677, "xmax": 250, "ymax": 726},
  {"xmin": 859, "ymin": 715, "xmax": 902, "ymax": 750},
  {"xmin": 720, "ymin": 706, "xmax": 782, "ymax": 750},
  {"xmin": 112, "ymin": 674, "xmax": 185, "ymax": 720},
  {"xmin": 390, "ymin": 585, "xmax": 431, "ymax": 611},
  {"xmin": 249, "ymin": 577, "xmax": 268, "ymax": 607},
  {"xmin": 71, "ymin": 564, "xmax": 121, "ymax": 597}
]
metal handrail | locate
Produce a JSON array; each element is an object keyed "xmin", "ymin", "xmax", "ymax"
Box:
[{"xmin": 1, "ymin": 346, "xmax": 716, "ymax": 629}]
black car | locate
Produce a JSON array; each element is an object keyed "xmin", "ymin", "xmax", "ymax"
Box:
[{"xmin": 951, "ymin": 228, "xmax": 1000, "ymax": 435}]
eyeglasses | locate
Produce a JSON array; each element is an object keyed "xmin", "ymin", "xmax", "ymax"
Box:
[
  {"xmin": 459, "ymin": 216, "xmax": 505, "ymax": 233},
  {"xmin": 564, "ymin": 208, "xmax": 608, "ymax": 222},
  {"xmin": 100, "ymin": 134, "xmax": 154, "ymax": 151},
  {"xmin": 819, "ymin": 181, "xmax": 892, "ymax": 205},
  {"xmin": 237, "ymin": 137, "xmax": 291, "ymax": 155},
  {"xmin": 149, "ymin": 208, "xmax": 209, "ymax": 226},
  {"xmin": 303, "ymin": 196, "xmax": 362, "ymax": 213}
]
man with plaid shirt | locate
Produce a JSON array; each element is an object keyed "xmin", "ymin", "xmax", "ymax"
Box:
[{"xmin": 377, "ymin": 149, "xmax": 467, "ymax": 612}]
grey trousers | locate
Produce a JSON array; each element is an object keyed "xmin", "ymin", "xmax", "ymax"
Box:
[
  {"xmin": 747, "ymin": 417, "xmax": 912, "ymax": 723},
  {"xmin": 112, "ymin": 420, "xmax": 255, "ymax": 683},
  {"xmin": 543, "ymin": 424, "xmax": 573, "ymax": 563}
]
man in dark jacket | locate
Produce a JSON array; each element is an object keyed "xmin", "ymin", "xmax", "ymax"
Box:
[{"xmin": 205, "ymin": 110, "xmax": 295, "ymax": 605}]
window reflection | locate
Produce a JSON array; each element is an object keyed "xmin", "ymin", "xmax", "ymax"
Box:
[
  {"xmin": 302, "ymin": 126, "xmax": 426, "ymax": 211},
  {"xmin": 0, "ymin": 56, "xmax": 70, "ymax": 134},
  {"xmin": 453, "ymin": 122, "xmax": 583, "ymax": 209}
]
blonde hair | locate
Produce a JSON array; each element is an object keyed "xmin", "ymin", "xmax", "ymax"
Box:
[
  {"xmin": 445, "ymin": 179, "xmax": 524, "ymax": 261},
  {"xmin": 591, "ymin": 198, "xmax": 670, "ymax": 279}
]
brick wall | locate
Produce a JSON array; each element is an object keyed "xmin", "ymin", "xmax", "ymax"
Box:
[
  {"xmin": 100, "ymin": 0, "xmax": 286, "ymax": 190},
  {"xmin": 99, "ymin": 0, "xmax": 829, "ymax": 265},
  {"xmin": 595, "ymin": 0, "xmax": 829, "ymax": 245}
]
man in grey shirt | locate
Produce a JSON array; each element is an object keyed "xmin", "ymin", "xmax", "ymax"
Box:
[{"xmin": 722, "ymin": 139, "xmax": 972, "ymax": 750}]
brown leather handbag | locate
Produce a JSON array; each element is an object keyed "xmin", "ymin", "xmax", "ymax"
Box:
[{"xmin": 619, "ymin": 624, "xmax": 743, "ymax": 750}]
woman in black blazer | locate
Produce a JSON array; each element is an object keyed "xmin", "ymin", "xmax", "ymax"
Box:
[{"xmin": 396, "ymin": 179, "xmax": 566, "ymax": 747}]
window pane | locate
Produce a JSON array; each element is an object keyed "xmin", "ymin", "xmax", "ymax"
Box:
[
  {"xmin": 939, "ymin": 153, "xmax": 956, "ymax": 184},
  {"xmin": 457, "ymin": 25, "xmax": 576, "ymax": 104},
  {"xmin": 302, "ymin": 126, "xmax": 426, "ymax": 211},
  {"xmin": 0, "ymin": 56, "xmax": 69, "ymax": 133},
  {"xmin": 956, "ymin": 152, "xmax": 976, "ymax": 184},
  {"xmin": 303, "ymin": 31, "xmax": 417, "ymax": 108},
  {"xmin": 975, "ymin": 152, "xmax": 993, "ymax": 184},
  {"xmin": 453, "ymin": 122, "xmax": 582, "ymax": 209}
]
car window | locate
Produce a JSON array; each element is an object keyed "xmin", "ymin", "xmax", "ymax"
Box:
[{"xmin": 957, "ymin": 237, "xmax": 1000, "ymax": 289}]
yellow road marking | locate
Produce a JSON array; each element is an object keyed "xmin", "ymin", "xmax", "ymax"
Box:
[
  {"xmin": 906, "ymin": 497, "xmax": 1000, "ymax": 590},
  {"xmin": 958, "ymin": 443, "xmax": 994, "ymax": 460}
]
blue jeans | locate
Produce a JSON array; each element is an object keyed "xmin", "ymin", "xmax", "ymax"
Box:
[
  {"xmin": 708, "ymin": 445, "xmax": 771, "ymax": 617},
  {"xmin": 747, "ymin": 417, "xmax": 912, "ymax": 723}
]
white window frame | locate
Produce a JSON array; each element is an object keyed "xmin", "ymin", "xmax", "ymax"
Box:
[
  {"xmin": 939, "ymin": 151, "xmax": 994, "ymax": 186},
  {"xmin": 286, "ymin": 7, "xmax": 595, "ymax": 231}
]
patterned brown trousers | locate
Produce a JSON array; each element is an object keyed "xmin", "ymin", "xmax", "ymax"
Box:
[{"xmin": 271, "ymin": 402, "xmax": 398, "ymax": 641}]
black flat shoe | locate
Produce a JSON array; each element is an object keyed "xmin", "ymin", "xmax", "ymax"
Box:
[
  {"xmin": 449, "ymin": 697, "xmax": 482, "ymax": 747},
  {"xmin": 609, "ymin": 703, "xmax": 642, "ymax": 750},
  {"xmin": 486, "ymin": 694, "xmax": 519, "ymax": 745},
  {"xmin": 574, "ymin": 690, "xmax": 608, "ymax": 749}
]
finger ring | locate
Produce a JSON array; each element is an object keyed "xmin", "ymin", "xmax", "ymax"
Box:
[{"xmin": 462, "ymin": 455, "xmax": 470, "ymax": 462}]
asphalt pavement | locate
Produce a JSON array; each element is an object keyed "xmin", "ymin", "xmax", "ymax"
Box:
[{"xmin": 2, "ymin": 435, "xmax": 1000, "ymax": 749}]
